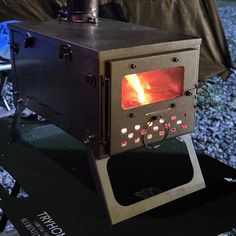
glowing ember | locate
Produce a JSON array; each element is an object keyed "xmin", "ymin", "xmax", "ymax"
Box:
[{"xmin": 122, "ymin": 66, "xmax": 184, "ymax": 110}]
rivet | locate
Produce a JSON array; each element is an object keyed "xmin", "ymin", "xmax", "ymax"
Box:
[
  {"xmin": 173, "ymin": 57, "xmax": 180, "ymax": 62},
  {"xmin": 171, "ymin": 103, "xmax": 177, "ymax": 108},
  {"xmin": 185, "ymin": 91, "xmax": 193, "ymax": 96},
  {"xmin": 130, "ymin": 64, "xmax": 137, "ymax": 69},
  {"xmin": 129, "ymin": 113, "xmax": 137, "ymax": 118}
]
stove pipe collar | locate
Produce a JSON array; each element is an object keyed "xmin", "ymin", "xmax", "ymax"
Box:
[{"xmin": 66, "ymin": 0, "xmax": 98, "ymax": 23}]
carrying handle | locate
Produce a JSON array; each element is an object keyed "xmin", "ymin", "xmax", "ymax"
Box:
[{"xmin": 142, "ymin": 116, "xmax": 170, "ymax": 150}]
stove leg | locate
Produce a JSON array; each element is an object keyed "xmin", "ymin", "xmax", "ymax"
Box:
[
  {"xmin": 2, "ymin": 97, "xmax": 11, "ymax": 112},
  {"xmin": 87, "ymin": 134, "xmax": 205, "ymax": 225},
  {"xmin": 9, "ymin": 101, "xmax": 25, "ymax": 143}
]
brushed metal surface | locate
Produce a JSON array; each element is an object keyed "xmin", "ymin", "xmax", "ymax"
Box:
[
  {"xmin": 9, "ymin": 19, "xmax": 201, "ymax": 53},
  {"xmin": 10, "ymin": 18, "xmax": 201, "ymax": 158},
  {"xmin": 109, "ymin": 50, "xmax": 199, "ymax": 155}
]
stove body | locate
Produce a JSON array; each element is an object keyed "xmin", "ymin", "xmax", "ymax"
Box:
[
  {"xmin": 10, "ymin": 19, "xmax": 200, "ymax": 157},
  {"xmin": 9, "ymin": 19, "xmax": 205, "ymax": 224}
]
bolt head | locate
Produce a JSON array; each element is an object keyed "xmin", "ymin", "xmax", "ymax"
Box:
[
  {"xmin": 129, "ymin": 113, "xmax": 137, "ymax": 118},
  {"xmin": 185, "ymin": 91, "xmax": 193, "ymax": 96},
  {"xmin": 173, "ymin": 57, "xmax": 180, "ymax": 62},
  {"xmin": 130, "ymin": 64, "xmax": 137, "ymax": 69}
]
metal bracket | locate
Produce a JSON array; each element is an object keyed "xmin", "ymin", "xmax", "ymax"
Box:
[
  {"xmin": 87, "ymin": 134, "xmax": 205, "ymax": 224},
  {"xmin": 24, "ymin": 36, "xmax": 36, "ymax": 48}
]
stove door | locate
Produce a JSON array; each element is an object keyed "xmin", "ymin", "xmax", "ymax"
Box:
[{"xmin": 109, "ymin": 49, "xmax": 199, "ymax": 155}]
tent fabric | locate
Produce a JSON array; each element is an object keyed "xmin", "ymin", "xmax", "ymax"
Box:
[
  {"xmin": 0, "ymin": 0, "xmax": 233, "ymax": 81},
  {"xmin": 0, "ymin": 0, "xmax": 51, "ymax": 21},
  {"xmin": 101, "ymin": 0, "xmax": 234, "ymax": 81},
  {"xmin": 0, "ymin": 0, "xmax": 67, "ymax": 21},
  {"xmin": 99, "ymin": 1, "xmax": 127, "ymax": 22}
]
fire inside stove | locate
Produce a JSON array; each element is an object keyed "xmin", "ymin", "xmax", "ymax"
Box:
[{"xmin": 122, "ymin": 66, "xmax": 185, "ymax": 109}]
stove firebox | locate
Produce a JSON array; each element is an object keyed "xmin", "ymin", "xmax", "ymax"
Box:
[{"xmin": 10, "ymin": 19, "xmax": 205, "ymax": 224}]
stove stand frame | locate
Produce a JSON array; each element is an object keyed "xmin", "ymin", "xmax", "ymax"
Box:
[{"xmin": 87, "ymin": 134, "xmax": 205, "ymax": 225}]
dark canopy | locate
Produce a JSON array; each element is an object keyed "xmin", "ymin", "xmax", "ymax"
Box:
[{"xmin": 0, "ymin": 0, "xmax": 234, "ymax": 81}]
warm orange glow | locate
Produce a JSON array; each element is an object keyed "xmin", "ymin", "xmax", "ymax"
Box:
[
  {"xmin": 122, "ymin": 67, "xmax": 184, "ymax": 110},
  {"xmin": 125, "ymin": 74, "xmax": 150, "ymax": 105}
]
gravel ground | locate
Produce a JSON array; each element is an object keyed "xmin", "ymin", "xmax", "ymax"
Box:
[
  {"xmin": 192, "ymin": 74, "xmax": 236, "ymax": 168},
  {"xmin": 193, "ymin": 2, "xmax": 236, "ymax": 235},
  {"xmin": 191, "ymin": 2, "xmax": 236, "ymax": 169}
]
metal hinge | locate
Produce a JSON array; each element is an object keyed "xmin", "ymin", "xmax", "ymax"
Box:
[
  {"xmin": 59, "ymin": 44, "xmax": 73, "ymax": 61},
  {"xmin": 100, "ymin": 138, "xmax": 108, "ymax": 145},
  {"xmin": 101, "ymin": 76, "xmax": 110, "ymax": 86},
  {"xmin": 101, "ymin": 75, "xmax": 110, "ymax": 146}
]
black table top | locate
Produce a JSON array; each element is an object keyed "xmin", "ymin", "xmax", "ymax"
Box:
[{"xmin": 0, "ymin": 117, "xmax": 235, "ymax": 236}]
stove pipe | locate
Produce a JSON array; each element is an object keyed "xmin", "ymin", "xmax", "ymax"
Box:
[{"xmin": 67, "ymin": 0, "xmax": 98, "ymax": 23}]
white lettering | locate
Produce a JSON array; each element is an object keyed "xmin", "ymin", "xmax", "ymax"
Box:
[
  {"xmin": 46, "ymin": 222, "xmax": 59, "ymax": 230},
  {"xmin": 37, "ymin": 212, "xmax": 51, "ymax": 222},
  {"xmin": 37, "ymin": 211, "xmax": 66, "ymax": 235},
  {"xmin": 44, "ymin": 219, "xmax": 56, "ymax": 224},
  {"xmin": 21, "ymin": 218, "xmax": 40, "ymax": 236},
  {"xmin": 51, "ymin": 228, "xmax": 63, "ymax": 234}
]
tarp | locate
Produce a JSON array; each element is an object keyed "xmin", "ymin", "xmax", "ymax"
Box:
[
  {"xmin": 0, "ymin": 0, "xmax": 234, "ymax": 81},
  {"xmin": 100, "ymin": 0, "xmax": 234, "ymax": 81},
  {"xmin": 0, "ymin": 0, "xmax": 67, "ymax": 21}
]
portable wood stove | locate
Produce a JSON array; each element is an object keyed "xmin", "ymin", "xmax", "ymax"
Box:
[{"xmin": 9, "ymin": 17, "xmax": 205, "ymax": 224}]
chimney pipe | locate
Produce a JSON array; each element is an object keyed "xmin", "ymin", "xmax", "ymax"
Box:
[{"xmin": 67, "ymin": 0, "xmax": 98, "ymax": 23}]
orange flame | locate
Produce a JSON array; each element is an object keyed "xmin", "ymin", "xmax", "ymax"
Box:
[
  {"xmin": 122, "ymin": 67, "xmax": 184, "ymax": 110},
  {"xmin": 125, "ymin": 74, "xmax": 149, "ymax": 105}
]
